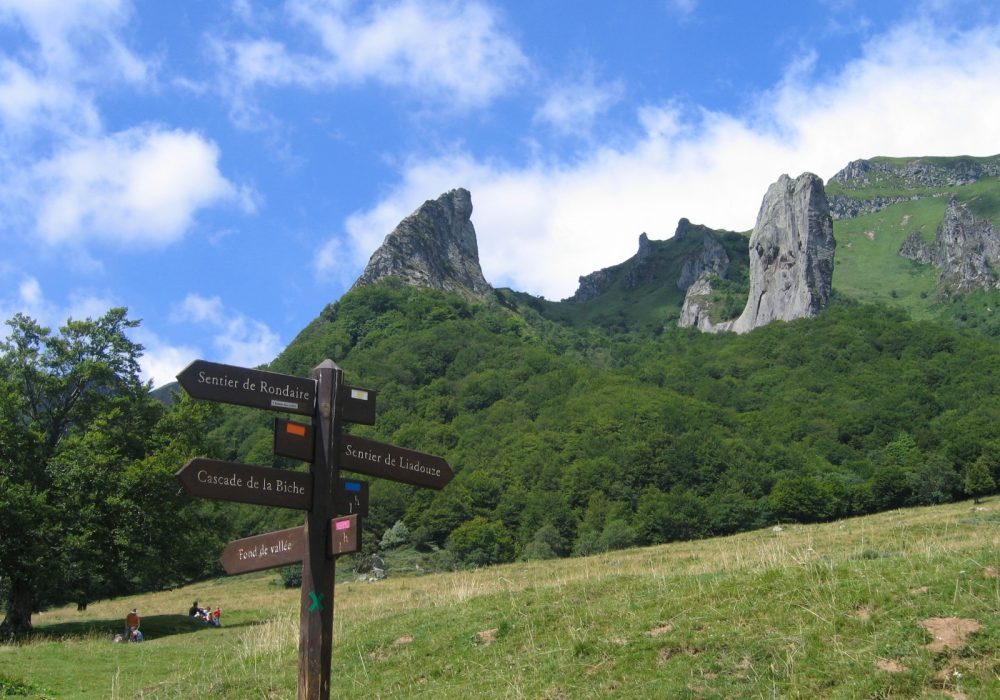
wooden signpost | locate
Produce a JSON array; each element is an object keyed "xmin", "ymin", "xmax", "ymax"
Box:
[{"xmin": 175, "ymin": 358, "xmax": 452, "ymax": 700}]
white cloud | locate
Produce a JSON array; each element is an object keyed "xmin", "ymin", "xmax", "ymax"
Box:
[
  {"xmin": 322, "ymin": 17, "xmax": 1000, "ymax": 300},
  {"xmin": 0, "ymin": 0, "xmax": 149, "ymax": 83},
  {"xmin": 30, "ymin": 126, "xmax": 241, "ymax": 247},
  {"xmin": 665, "ymin": 0, "xmax": 698, "ymax": 18},
  {"xmin": 171, "ymin": 293, "xmax": 282, "ymax": 370},
  {"xmin": 217, "ymin": 0, "xmax": 528, "ymax": 109},
  {"xmin": 0, "ymin": 58, "xmax": 100, "ymax": 135},
  {"xmin": 0, "ymin": 275, "xmax": 118, "ymax": 340},
  {"xmin": 535, "ymin": 73, "xmax": 625, "ymax": 137},
  {"xmin": 173, "ymin": 294, "xmax": 225, "ymax": 325},
  {"xmin": 131, "ymin": 326, "xmax": 199, "ymax": 388}
]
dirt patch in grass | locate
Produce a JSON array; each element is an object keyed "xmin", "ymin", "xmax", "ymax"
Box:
[
  {"xmin": 981, "ymin": 565, "xmax": 997, "ymax": 579},
  {"xmin": 393, "ymin": 635, "xmax": 414, "ymax": 646},
  {"xmin": 919, "ymin": 618, "xmax": 982, "ymax": 653},
  {"xmin": 647, "ymin": 623, "xmax": 673, "ymax": 637},
  {"xmin": 474, "ymin": 628, "xmax": 497, "ymax": 645},
  {"xmin": 875, "ymin": 658, "xmax": 907, "ymax": 673}
]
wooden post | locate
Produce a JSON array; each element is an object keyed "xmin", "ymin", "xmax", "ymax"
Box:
[{"xmin": 298, "ymin": 359, "xmax": 341, "ymax": 699}]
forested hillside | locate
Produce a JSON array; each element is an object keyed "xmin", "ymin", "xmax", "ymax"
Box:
[{"xmin": 217, "ymin": 279, "xmax": 1000, "ymax": 565}]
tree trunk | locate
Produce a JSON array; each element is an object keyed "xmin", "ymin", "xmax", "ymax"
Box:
[{"xmin": 0, "ymin": 576, "xmax": 34, "ymax": 640}]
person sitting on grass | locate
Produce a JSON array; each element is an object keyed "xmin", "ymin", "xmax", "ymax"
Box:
[
  {"xmin": 189, "ymin": 600, "xmax": 207, "ymax": 621},
  {"xmin": 124, "ymin": 609, "xmax": 142, "ymax": 642}
]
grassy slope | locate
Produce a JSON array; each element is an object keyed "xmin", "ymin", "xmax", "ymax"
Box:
[
  {"xmin": 3, "ymin": 500, "xmax": 997, "ymax": 699},
  {"xmin": 828, "ymin": 165, "xmax": 1000, "ymax": 321}
]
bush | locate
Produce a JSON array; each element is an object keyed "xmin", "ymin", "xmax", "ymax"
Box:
[
  {"xmin": 379, "ymin": 520, "xmax": 411, "ymax": 550},
  {"xmin": 597, "ymin": 519, "xmax": 636, "ymax": 551},
  {"xmin": 279, "ymin": 565, "xmax": 302, "ymax": 589},
  {"xmin": 571, "ymin": 530, "xmax": 602, "ymax": 557},
  {"xmin": 446, "ymin": 517, "xmax": 515, "ymax": 566}
]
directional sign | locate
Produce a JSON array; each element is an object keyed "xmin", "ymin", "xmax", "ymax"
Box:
[
  {"xmin": 176, "ymin": 458, "xmax": 311, "ymax": 509},
  {"xmin": 177, "ymin": 359, "xmax": 316, "ymax": 416},
  {"xmin": 274, "ymin": 418, "xmax": 315, "ymax": 462},
  {"xmin": 334, "ymin": 478, "xmax": 369, "ymax": 517},
  {"xmin": 220, "ymin": 526, "xmax": 305, "ymax": 574},
  {"xmin": 328, "ymin": 515, "xmax": 360, "ymax": 556},
  {"xmin": 341, "ymin": 386, "xmax": 376, "ymax": 425},
  {"xmin": 340, "ymin": 434, "xmax": 453, "ymax": 489}
]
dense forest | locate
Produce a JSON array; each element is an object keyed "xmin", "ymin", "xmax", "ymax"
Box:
[{"xmin": 215, "ymin": 279, "xmax": 1000, "ymax": 566}]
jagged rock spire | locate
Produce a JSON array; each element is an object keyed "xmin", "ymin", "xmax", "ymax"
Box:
[{"xmin": 351, "ymin": 188, "xmax": 493, "ymax": 301}]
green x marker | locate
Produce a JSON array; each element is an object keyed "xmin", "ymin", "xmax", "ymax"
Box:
[{"xmin": 308, "ymin": 591, "xmax": 325, "ymax": 612}]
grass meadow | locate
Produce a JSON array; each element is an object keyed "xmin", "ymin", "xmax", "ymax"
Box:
[{"xmin": 1, "ymin": 499, "xmax": 997, "ymax": 698}]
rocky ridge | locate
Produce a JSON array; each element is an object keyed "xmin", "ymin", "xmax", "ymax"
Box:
[
  {"xmin": 827, "ymin": 155, "xmax": 1000, "ymax": 220},
  {"xmin": 564, "ymin": 219, "xmax": 734, "ymax": 303},
  {"xmin": 351, "ymin": 188, "xmax": 493, "ymax": 302}
]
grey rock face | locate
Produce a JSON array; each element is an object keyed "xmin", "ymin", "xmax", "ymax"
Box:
[
  {"xmin": 935, "ymin": 198, "xmax": 1000, "ymax": 291},
  {"xmin": 565, "ymin": 232, "xmax": 656, "ymax": 302},
  {"xmin": 676, "ymin": 230, "xmax": 729, "ymax": 292},
  {"xmin": 727, "ymin": 173, "xmax": 836, "ymax": 334},
  {"xmin": 899, "ymin": 231, "xmax": 934, "ymax": 265},
  {"xmin": 905, "ymin": 196, "xmax": 1000, "ymax": 292},
  {"xmin": 678, "ymin": 272, "xmax": 727, "ymax": 333},
  {"xmin": 351, "ymin": 188, "xmax": 492, "ymax": 301},
  {"xmin": 567, "ymin": 267, "xmax": 614, "ymax": 302}
]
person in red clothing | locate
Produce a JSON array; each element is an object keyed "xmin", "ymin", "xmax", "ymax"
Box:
[{"xmin": 124, "ymin": 609, "xmax": 142, "ymax": 641}]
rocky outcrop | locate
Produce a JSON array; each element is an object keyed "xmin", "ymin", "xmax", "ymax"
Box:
[
  {"xmin": 680, "ymin": 173, "xmax": 836, "ymax": 334},
  {"xmin": 678, "ymin": 272, "xmax": 723, "ymax": 332},
  {"xmin": 900, "ymin": 196, "xmax": 1000, "ymax": 292},
  {"xmin": 565, "ymin": 220, "xmax": 732, "ymax": 302},
  {"xmin": 676, "ymin": 225, "xmax": 729, "ymax": 292},
  {"xmin": 899, "ymin": 231, "xmax": 934, "ymax": 264},
  {"xmin": 729, "ymin": 173, "xmax": 835, "ymax": 333},
  {"xmin": 351, "ymin": 188, "xmax": 493, "ymax": 301},
  {"xmin": 828, "ymin": 194, "xmax": 919, "ymax": 220},
  {"xmin": 568, "ymin": 266, "xmax": 615, "ymax": 303}
]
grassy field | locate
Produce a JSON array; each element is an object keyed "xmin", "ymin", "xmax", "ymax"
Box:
[{"xmin": 2, "ymin": 499, "xmax": 998, "ymax": 698}]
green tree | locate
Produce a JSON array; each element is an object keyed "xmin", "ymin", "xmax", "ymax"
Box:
[
  {"xmin": 769, "ymin": 476, "xmax": 836, "ymax": 523},
  {"xmin": 0, "ymin": 310, "xmax": 154, "ymax": 637},
  {"xmin": 963, "ymin": 457, "xmax": 996, "ymax": 504},
  {"xmin": 446, "ymin": 517, "xmax": 515, "ymax": 566}
]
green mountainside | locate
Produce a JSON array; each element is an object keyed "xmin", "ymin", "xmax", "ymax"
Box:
[{"xmin": 197, "ymin": 155, "xmax": 1000, "ymax": 567}]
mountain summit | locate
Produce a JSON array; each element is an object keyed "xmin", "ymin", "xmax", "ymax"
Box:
[{"xmin": 351, "ymin": 188, "xmax": 493, "ymax": 301}]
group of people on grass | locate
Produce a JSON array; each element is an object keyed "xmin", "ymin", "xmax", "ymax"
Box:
[{"xmin": 189, "ymin": 600, "xmax": 221, "ymax": 627}]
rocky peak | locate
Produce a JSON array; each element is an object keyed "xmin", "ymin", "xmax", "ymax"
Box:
[
  {"xmin": 680, "ymin": 173, "xmax": 835, "ymax": 334},
  {"xmin": 351, "ymin": 188, "xmax": 493, "ymax": 301}
]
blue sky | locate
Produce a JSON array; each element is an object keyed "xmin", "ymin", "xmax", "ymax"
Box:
[{"xmin": 2, "ymin": 0, "xmax": 1000, "ymax": 387}]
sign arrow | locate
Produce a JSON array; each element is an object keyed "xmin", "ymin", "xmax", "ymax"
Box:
[
  {"xmin": 176, "ymin": 359, "xmax": 316, "ymax": 416},
  {"xmin": 339, "ymin": 434, "xmax": 453, "ymax": 489},
  {"xmin": 220, "ymin": 526, "xmax": 304, "ymax": 575},
  {"xmin": 176, "ymin": 458, "xmax": 311, "ymax": 509}
]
